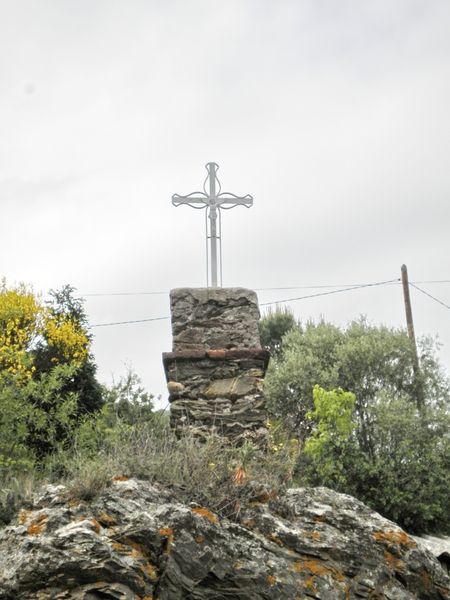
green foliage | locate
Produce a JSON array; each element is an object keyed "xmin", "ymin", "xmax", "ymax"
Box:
[
  {"xmin": 259, "ymin": 307, "xmax": 297, "ymax": 357},
  {"xmin": 263, "ymin": 315, "xmax": 450, "ymax": 533},
  {"xmin": 24, "ymin": 364, "xmax": 81, "ymax": 458},
  {"xmin": 304, "ymin": 386, "xmax": 356, "ymax": 486},
  {"xmin": 103, "ymin": 367, "xmax": 155, "ymax": 425},
  {"xmin": 264, "ymin": 317, "xmax": 447, "ymax": 440},
  {"xmin": 0, "ymin": 282, "xmax": 103, "ymax": 464},
  {"xmin": 35, "ymin": 284, "xmax": 103, "ymax": 415},
  {"xmin": 71, "ymin": 368, "xmax": 156, "ymax": 460},
  {"xmin": 300, "ymin": 390, "xmax": 450, "ymax": 533},
  {"xmin": 0, "ymin": 377, "xmax": 36, "ymax": 472}
]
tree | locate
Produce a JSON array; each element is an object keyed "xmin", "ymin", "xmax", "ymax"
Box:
[
  {"xmin": 34, "ymin": 285, "xmax": 103, "ymax": 415},
  {"xmin": 263, "ymin": 315, "xmax": 447, "ymax": 443},
  {"xmin": 259, "ymin": 306, "xmax": 297, "ymax": 357},
  {"xmin": 0, "ymin": 281, "xmax": 103, "ymax": 463},
  {"xmin": 301, "ymin": 388, "xmax": 450, "ymax": 534},
  {"xmin": 261, "ymin": 311, "xmax": 450, "ymax": 533},
  {"xmin": 72, "ymin": 368, "xmax": 156, "ymax": 460},
  {"xmin": 303, "ymin": 386, "xmax": 356, "ymax": 487},
  {"xmin": 102, "ymin": 367, "xmax": 155, "ymax": 426}
]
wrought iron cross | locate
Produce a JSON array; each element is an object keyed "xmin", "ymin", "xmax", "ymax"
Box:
[{"xmin": 172, "ymin": 162, "xmax": 253, "ymax": 287}]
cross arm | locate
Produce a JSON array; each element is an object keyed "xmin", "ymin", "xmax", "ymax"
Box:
[
  {"xmin": 216, "ymin": 193, "xmax": 253, "ymax": 209},
  {"xmin": 172, "ymin": 192, "xmax": 208, "ymax": 208}
]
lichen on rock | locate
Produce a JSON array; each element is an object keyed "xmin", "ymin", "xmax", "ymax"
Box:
[{"xmin": 0, "ymin": 479, "xmax": 448, "ymax": 599}]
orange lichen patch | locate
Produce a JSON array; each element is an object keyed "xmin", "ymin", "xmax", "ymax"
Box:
[
  {"xmin": 234, "ymin": 561, "xmax": 243, "ymax": 570},
  {"xmin": 305, "ymin": 575, "xmax": 317, "ymax": 594},
  {"xmin": 111, "ymin": 537, "xmax": 148, "ymax": 561},
  {"xmin": 195, "ymin": 535, "xmax": 205, "ymax": 544},
  {"xmin": 90, "ymin": 518, "xmax": 101, "ymax": 534},
  {"xmin": 304, "ymin": 530, "xmax": 321, "ymax": 541},
  {"xmin": 18, "ymin": 509, "xmax": 31, "ymax": 525},
  {"xmin": 159, "ymin": 527, "xmax": 174, "ymax": 553},
  {"xmin": 420, "ymin": 569, "xmax": 431, "ymax": 590},
  {"xmin": 384, "ymin": 551, "xmax": 403, "ymax": 571},
  {"xmin": 437, "ymin": 586, "xmax": 449, "ymax": 599},
  {"xmin": 291, "ymin": 562, "xmax": 303, "ymax": 573},
  {"xmin": 111, "ymin": 541, "xmax": 130, "ymax": 553},
  {"xmin": 191, "ymin": 507, "xmax": 219, "ymax": 525},
  {"xmin": 249, "ymin": 489, "xmax": 278, "ymax": 505},
  {"xmin": 372, "ymin": 530, "xmax": 416, "ymax": 550},
  {"xmin": 126, "ymin": 539, "xmax": 147, "ymax": 556},
  {"xmin": 314, "ymin": 514, "xmax": 326, "ymax": 523},
  {"xmin": 27, "ymin": 513, "xmax": 48, "ymax": 536},
  {"xmin": 290, "ymin": 559, "xmax": 345, "ymax": 584},
  {"xmin": 242, "ymin": 518, "xmax": 256, "ymax": 529},
  {"xmin": 67, "ymin": 498, "xmax": 82, "ymax": 508},
  {"xmin": 97, "ymin": 511, "xmax": 117, "ymax": 527},
  {"xmin": 266, "ymin": 532, "xmax": 284, "ymax": 547},
  {"xmin": 267, "ymin": 575, "xmax": 277, "ymax": 586},
  {"xmin": 141, "ymin": 561, "xmax": 158, "ymax": 582},
  {"xmin": 112, "ymin": 475, "xmax": 130, "ymax": 482}
]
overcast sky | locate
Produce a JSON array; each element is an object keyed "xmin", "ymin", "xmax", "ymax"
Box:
[{"xmin": 1, "ymin": 0, "xmax": 449, "ymax": 406}]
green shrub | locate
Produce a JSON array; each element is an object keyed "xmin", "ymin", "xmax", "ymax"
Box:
[{"xmin": 299, "ymin": 388, "xmax": 450, "ymax": 534}]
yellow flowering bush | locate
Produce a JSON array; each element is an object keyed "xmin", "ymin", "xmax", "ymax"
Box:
[
  {"xmin": 0, "ymin": 284, "xmax": 40, "ymax": 380},
  {"xmin": 0, "ymin": 281, "xmax": 102, "ymax": 469},
  {"xmin": 0, "ymin": 281, "xmax": 90, "ymax": 381},
  {"xmin": 44, "ymin": 318, "xmax": 88, "ymax": 365}
]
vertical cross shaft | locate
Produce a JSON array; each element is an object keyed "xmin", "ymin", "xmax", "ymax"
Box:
[
  {"xmin": 172, "ymin": 163, "xmax": 253, "ymax": 287},
  {"xmin": 208, "ymin": 163, "xmax": 219, "ymax": 286}
]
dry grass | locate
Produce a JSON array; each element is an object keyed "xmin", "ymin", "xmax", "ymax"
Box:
[
  {"xmin": 2, "ymin": 420, "xmax": 298, "ymax": 522},
  {"xmin": 0, "ymin": 472, "xmax": 36, "ymax": 525},
  {"xmin": 62, "ymin": 421, "xmax": 297, "ymax": 519}
]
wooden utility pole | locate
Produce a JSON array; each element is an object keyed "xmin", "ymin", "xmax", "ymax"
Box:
[{"xmin": 401, "ymin": 264, "xmax": 422, "ymax": 405}]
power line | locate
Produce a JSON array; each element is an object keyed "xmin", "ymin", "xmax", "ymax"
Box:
[
  {"xmin": 90, "ymin": 316, "xmax": 170, "ymax": 328},
  {"xmin": 84, "ymin": 291, "xmax": 167, "ymax": 297},
  {"xmin": 88, "ymin": 279, "xmax": 399, "ymax": 328},
  {"xmin": 414, "ymin": 280, "xmax": 450, "ymax": 284},
  {"xmin": 80, "ymin": 279, "xmax": 449, "ymax": 298},
  {"xmin": 259, "ymin": 278, "xmax": 400, "ymax": 307},
  {"xmin": 409, "ymin": 283, "xmax": 450, "ymax": 311}
]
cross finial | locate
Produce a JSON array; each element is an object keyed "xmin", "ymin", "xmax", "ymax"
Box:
[{"xmin": 172, "ymin": 163, "xmax": 253, "ymax": 287}]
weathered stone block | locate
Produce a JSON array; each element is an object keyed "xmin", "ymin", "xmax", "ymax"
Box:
[{"xmin": 170, "ymin": 287, "xmax": 261, "ymax": 351}]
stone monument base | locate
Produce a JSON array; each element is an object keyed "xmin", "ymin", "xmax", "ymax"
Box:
[
  {"xmin": 163, "ymin": 348, "xmax": 269, "ymax": 443},
  {"xmin": 163, "ymin": 288, "xmax": 269, "ymax": 444}
]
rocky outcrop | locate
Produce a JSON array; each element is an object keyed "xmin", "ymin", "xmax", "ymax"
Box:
[
  {"xmin": 163, "ymin": 288, "xmax": 269, "ymax": 443},
  {"xmin": 0, "ymin": 478, "xmax": 449, "ymax": 599},
  {"xmin": 414, "ymin": 536, "xmax": 450, "ymax": 576}
]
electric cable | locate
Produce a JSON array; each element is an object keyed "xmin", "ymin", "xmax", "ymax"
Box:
[
  {"xmin": 89, "ymin": 279, "xmax": 399, "ymax": 328},
  {"xmin": 80, "ymin": 279, "xmax": 449, "ymax": 298},
  {"xmin": 259, "ymin": 278, "xmax": 400, "ymax": 307},
  {"xmin": 90, "ymin": 316, "xmax": 169, "ymax": 328},
  {"xmin": 409, "ymin": 283, "xmax": 450, "ymax": 311}
]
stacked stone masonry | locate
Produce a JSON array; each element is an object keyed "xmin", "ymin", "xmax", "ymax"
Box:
[{"xmin": 163, "ymin": 288, "xmax": 269, "ymax": 442}]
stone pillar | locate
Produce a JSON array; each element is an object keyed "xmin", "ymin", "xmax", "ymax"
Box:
[{"xmin": 162, "ymin": 288, "xmax": 269, "ymax": 443}]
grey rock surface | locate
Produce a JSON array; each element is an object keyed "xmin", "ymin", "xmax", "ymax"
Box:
[
  {"xmin": 414, "ymin": 535, "xmax": 450, "ymax": 575},
  {"xmin": 170, "ymin": 288, "xmax": 261, "ymax": 351},
  {"xmin": 0, "ymin": 478, "xmax": 449, "ymax": 599}
]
